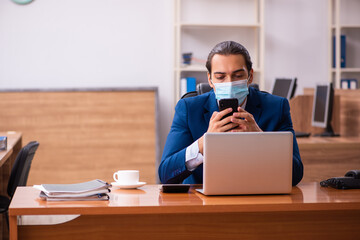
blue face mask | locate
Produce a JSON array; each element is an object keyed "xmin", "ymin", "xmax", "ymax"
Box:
[{"xmin": 213, "ymin": 79, "xmax": 249, "ymax": 105}]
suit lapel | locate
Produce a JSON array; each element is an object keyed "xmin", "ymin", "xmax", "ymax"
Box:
[{"xmin": 245, "ymin": 87, "xmax": 262, "ymax": 123}]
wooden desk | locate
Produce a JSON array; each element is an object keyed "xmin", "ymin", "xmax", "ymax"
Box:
[
  {"xmin": 297, "ymin": 137, "xmax": 360, "ymax": 182},
  {"xmin": 0, "ymin": 132, "xmax": 22, "ymax": 240},
  {"xmin": 0, "ymin": 132, "xmax": 22, "ymax": 167},
  {"xmin": 9, "ymin": 183, "xmax": 360, "ymax": 240}
]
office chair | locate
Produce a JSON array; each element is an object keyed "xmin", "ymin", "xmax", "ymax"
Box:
[
  {"xmin": 196, "ymin": 83, "xmax": 213, "ymax": 95},
  {"xmin": 0, "ymin": 141, "xmax": 39, "ymax": 229},
  {"xmin": 181, "ymin": 91, "xmax": 198, "ymax": 99},
  {"xmin": 249, "ymin": 83, "xmax": 259, "ymax": 90},
  {"xmin": 181, "ymin": 83, "xmax": 212, "ymax": 99}
]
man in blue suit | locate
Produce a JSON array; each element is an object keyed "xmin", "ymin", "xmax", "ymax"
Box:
[{"xmin": 159, "ymin": 41, "xmax": 303, "ymax": 186}]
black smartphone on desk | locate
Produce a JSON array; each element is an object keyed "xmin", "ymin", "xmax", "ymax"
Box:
[
  {"xmin": 161, "ymin": 184, "xmax": 190, "ymax": 193},
  {"xmin": 219, "ymin": 98, "xmax": 238, "ymax": 120}
]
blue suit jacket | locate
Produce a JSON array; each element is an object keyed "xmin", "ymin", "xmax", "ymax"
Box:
[{"xmin": 159, "ymin": 87, "xmax": 303, "ymax": 186}]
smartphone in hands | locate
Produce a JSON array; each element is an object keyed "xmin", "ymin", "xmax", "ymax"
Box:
[{"xmin": 219, "ymin": 98, "xmax": 238, "ymax": 120}]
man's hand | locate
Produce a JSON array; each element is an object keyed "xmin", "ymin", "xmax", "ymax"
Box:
[
  {"xmin": 198, "ymin": 108, "xmax": 239, "ymax": 154},
  {"xmin": 230, "ymin": 107, "xmax": 262, "ymax": 132},
  {"xmin": 207, "ymin": 108, "xmax": 239, "ymax": 133}
]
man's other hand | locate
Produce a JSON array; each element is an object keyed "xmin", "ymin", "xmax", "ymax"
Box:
[{"xmin": 230, "ymin": 107, "xmax": 263, "ymax": 132}]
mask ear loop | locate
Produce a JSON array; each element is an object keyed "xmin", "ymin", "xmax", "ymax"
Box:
[
  {"xmin": 246, "ymin": 72, "xmax": 252, "ymax": 86},
  {"xmin": 209, "ymin": 75, "xmax": 215, "ymax": 90},
  {"xmin": 208, "ymin": 72, "xmax": 213, "ymax": 87}
]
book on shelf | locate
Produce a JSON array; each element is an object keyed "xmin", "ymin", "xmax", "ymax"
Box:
[
  {"xmin": 33, "ymin": 179, "xmax": 111, "ymax": 201},
  {"xmin": 180, "ymin": 78, "xmax": 187, "ymax": 97},
  {"xmin": 332, "ymin": 35, "xmax": 346, "ymax": 68},
  {"xmin": 180, "ymin": 77, "xmax": 197, "ymax": 97},
  {"xmin": 341, "ymin": 79, "xmax": 358, "ymax": 89}
]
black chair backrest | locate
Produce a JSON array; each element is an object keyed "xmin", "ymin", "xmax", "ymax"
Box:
[
  {"xmin": 181, "ymin": 91, "xmax": 198, "ymax": 99},
  {"xmin": 249, "ymin": 83, "xmax": 259, "ymax": 90},
  {"xmin": 181, "ymin": 83, "xmax": 213, "ymax": 99},
  {"xmin": 196, "ymin": 83, "xmax": 213, "ymax": 95},
  {"xmin": 7, "ymin": 141, "xmax": 39, "ymax": 198}
]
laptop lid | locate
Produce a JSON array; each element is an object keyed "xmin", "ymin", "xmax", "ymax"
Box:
[{"xmin": 200, "ymin": 132, "xmax": 293, "ymax": 195}]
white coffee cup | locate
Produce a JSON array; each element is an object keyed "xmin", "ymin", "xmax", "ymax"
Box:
[{"xmin": 113, "ymin": 170, "xmax": 139, "ymax": 185}]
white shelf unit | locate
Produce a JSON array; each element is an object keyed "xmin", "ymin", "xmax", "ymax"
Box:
[
  {"xmin": 329, "ymin": 0, "xmax": 360, "ymax": 89},
  {"xmin": 174, "ymin": 0, "xmax": 264, "ymax": 102}
]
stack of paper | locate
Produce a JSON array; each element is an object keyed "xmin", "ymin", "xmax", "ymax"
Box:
[{"xmin": 34, "ymin": 179, "xmax": 111, "ymax": 201}]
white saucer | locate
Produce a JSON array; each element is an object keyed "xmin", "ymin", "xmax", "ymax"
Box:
[{"xmin": 111, "ymin": 182, "xmax": 146, "ymax": 189}]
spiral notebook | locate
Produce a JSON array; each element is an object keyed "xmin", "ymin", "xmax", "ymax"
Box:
[{"xmin": 34, "ymin": 179, "xmax": 111, "ymax": 201}]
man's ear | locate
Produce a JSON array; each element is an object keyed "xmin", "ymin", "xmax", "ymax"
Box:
[
  {"xmin": 207, "ymin": 72, "xmax": 214, "ymax": 89},
  {"xmin": 248, "ymin": 69, "xmax": 254, "ymax": 85}
]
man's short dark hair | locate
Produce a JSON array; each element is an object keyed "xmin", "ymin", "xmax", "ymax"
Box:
[{"xmin": 205, "ymin": 41, "xmax": 253, "ymax": 74}]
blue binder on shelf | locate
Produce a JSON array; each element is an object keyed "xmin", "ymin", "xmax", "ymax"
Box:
[
  {"xmin": 186, "ymin": 77, "xmax": 196, "ymax": 92},
  {"xmin": 332, "ymin": 35, "xmax": 346, "ymax": 68}
]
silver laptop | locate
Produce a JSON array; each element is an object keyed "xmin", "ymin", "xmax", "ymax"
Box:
[{"xmin": 197, "ymin": 132, "xmax": 293, "ymax": 195}]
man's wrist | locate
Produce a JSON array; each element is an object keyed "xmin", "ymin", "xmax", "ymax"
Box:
[
  {"xmin": 185, "ymin": 140, "xmax": 204, "ymax": 171},
  {"xmin": 198, "ymin": 136, "xmax": 204, "ymax": 154}
]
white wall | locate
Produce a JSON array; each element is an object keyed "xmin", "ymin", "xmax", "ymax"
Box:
[{"xmin": 0, "ymin": 0, "xmax": 330, "ymax": 161}]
